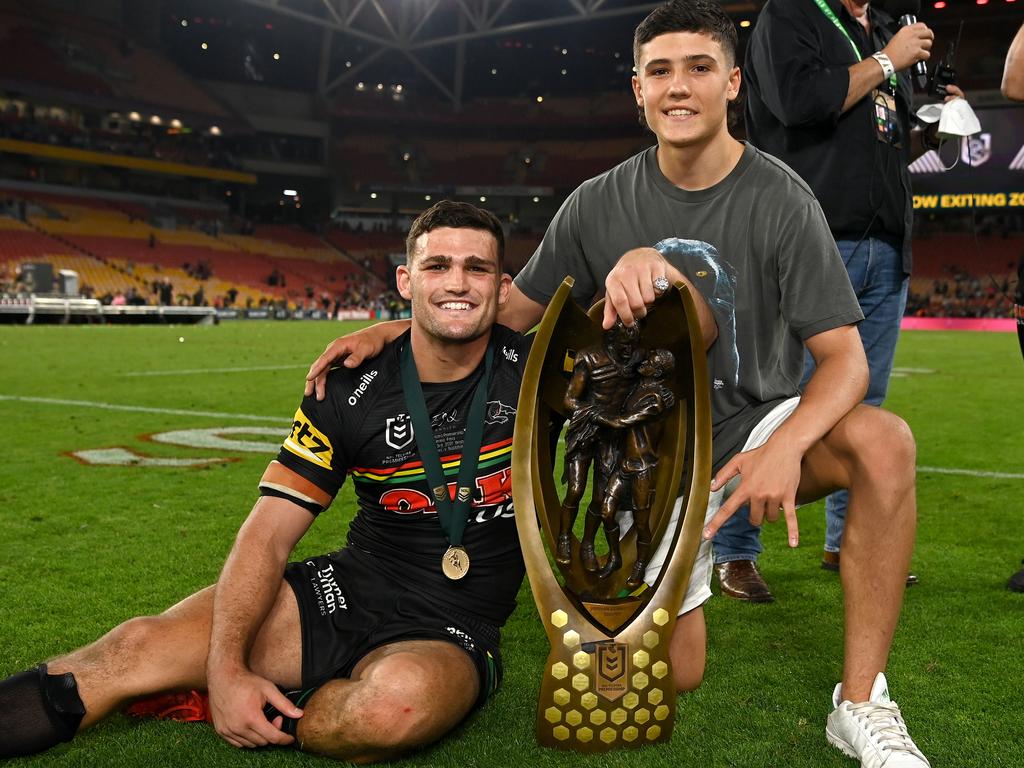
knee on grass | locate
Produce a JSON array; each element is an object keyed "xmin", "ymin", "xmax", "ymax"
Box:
[{"xmin": 299, "ymin": 652, "xmax": 474, "ymax": 762}]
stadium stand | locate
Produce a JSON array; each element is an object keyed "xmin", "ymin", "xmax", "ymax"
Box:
[{"xmin": 1, "ymin": 186, "xmax": 381, "ymax": 311}]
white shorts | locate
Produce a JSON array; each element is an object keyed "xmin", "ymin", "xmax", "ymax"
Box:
[{"xmin": 619, "ymin": 396, "xmax": 801, "ymax": 615}]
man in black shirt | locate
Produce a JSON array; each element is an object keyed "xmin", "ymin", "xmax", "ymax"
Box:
[
  {"xmin": 738, "ymin": 0, "xmax": 962, "ymax": 588},
  {"xmin": 0, "ymin": 201, "xmax": 529, "ymax": 762}
]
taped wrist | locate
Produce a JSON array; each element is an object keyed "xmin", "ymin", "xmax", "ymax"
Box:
[{"xmin": 0, "ymin": 663, "xmax": 86, "ymax": 758}]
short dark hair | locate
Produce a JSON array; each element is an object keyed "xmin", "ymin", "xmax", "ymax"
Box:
[
  {"xmin": 633, "ymin": 0, "xmax": 739, "ymax": 69},
  {"xmin": 405, "ymin": 200, "xmax": 505, "ymax": 267}
]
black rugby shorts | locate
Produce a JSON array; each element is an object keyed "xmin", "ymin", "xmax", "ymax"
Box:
[{"xmin": 283, "ymin": 547, "xmax": 502, "ymax": 710}]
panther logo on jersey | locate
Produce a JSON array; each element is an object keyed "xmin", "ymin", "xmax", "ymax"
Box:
[
  {"xmin": 386, "ymin": 413, "xmax": 415, "ymax": 450},
  {"xmin": 485, "ymin": 400, "xmax": 516, "ymax": 425}
]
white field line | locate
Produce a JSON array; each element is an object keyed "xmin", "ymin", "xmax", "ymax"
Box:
[
  {"xmin": 1, "ymin": 395, "xmax": 1021, "ymax": 479},
  {"xmin": 917, "ymin": 466, "xmax": 1024, "ymax": 480},
  {"xmin": 0, "ymin": 395, "xmax": 285, "ymax": 424},
  {"xmin": 124, "ymin": 365, "xmax": 306, "ymax": 377}
]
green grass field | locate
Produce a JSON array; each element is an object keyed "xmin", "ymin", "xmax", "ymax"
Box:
[{"xmin": 0, "ymin": 322, "xmax": 1021, "ymax": 767}]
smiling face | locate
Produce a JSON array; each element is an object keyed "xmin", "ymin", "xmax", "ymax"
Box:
[
  {"xmin": 397, "ymin": 226, "xmax": 510, "ymax": 345},
  {"xmin": 631, "ymin": 31, "xmax": 740, "ymax": 151}
]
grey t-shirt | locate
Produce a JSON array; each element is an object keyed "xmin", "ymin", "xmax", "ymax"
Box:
[{"xmin": 515, "ymin": 142, "xmax": 863, "ymax": 471}]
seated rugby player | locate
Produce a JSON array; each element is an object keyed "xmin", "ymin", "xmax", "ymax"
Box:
[{"xmin": 0, "ymin": 201, "xmax": 529, "ymax": 762}]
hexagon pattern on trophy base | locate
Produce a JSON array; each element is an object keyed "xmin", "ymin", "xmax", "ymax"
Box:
[{"xmin": 537, "ymin": 609, "xmax": 678, "ymax": 751}]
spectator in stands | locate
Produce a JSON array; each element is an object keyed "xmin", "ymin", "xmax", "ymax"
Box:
[
  {"xmin": 110, "ymin": 290, "xmax": 126, "ymax": 306},
  {"xmin": 741, "ymin": 0, "xmax": 965, "ymax": 595}
]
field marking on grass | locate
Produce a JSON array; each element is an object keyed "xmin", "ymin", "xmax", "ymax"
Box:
[
  {"xmin": 0, "ymin": 395, "xmax": 284, "ymax": 424},
  {"xmin": 123, "ymin": 364, "xmax": 306, "ymax": 377},
  {"xmin": 890, "ymin": 367, "xmax": 936, "ymax": 378},
  {"xmin": 3, "ymin": 396, "xmax": 1021, "ymax": 479},
  {"xmin": 918, "ymin": 465, "xmax": 1024, "ymax": 480}
]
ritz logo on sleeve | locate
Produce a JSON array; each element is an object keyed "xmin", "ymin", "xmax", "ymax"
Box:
[{"xmin": 284, "ymin": 409, "xmax": 334, "ymax": 470}]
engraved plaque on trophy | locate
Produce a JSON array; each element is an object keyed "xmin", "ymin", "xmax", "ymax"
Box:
[{"xmin": 512, "ymin": 277, "xmax": 712, "ymax": 752}]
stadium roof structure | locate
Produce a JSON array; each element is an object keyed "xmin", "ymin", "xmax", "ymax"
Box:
[{"xmin": 238, "ymin": 0, "xmax": 756, "ymax": 106}]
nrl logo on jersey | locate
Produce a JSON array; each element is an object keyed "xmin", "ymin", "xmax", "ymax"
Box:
[{"xmin": 386, "ymin": 413, "xmax": 415, "ymax": 450}]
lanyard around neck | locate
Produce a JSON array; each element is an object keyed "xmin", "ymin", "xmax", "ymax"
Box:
[
  {"xmin": 812, "ymin": 0, "xmax": 898, "ymax": 90},
  {"xmin": 399, "ymin": 337, "xmax": 494, "ymax": 549}
]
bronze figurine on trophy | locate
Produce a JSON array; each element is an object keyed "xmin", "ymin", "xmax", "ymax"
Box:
[{"xmin": 512, "ymin": 277, "xmax": 711, "ymax": 752}]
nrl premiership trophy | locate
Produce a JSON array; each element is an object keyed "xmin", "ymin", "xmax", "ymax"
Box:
[{"xmin": 512, "ymin": 277, "xmax": 711, "ymax": 752}]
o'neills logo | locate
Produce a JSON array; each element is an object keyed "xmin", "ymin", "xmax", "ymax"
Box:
[
  {"xmin": 595, "ymin": 642, "xmax": 629, "ymax": 701},
  {"xmin": 348, "ymin": 369, "xmax": 378, "ymax": 406},
  {"xmin": 308, "ymin": 561, "xmax": 348, "ymax": 616}
]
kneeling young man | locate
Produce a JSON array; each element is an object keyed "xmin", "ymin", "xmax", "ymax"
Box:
[{"xmin": 0, "ymin": 201, "xmax": 529, "ymax": 762}]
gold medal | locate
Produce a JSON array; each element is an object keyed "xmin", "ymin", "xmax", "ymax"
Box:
[{"xmin": 442, "ymin": 545, "xmax": 470, "ymax": 580}]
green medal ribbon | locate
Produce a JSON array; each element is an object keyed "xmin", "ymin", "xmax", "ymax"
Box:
[
  {"xmin": 399, "ymin": 337, "xmax": 494, "ymax": 553},
  {"xmin": 812, "ymin": 0, "xmax": 898, "ymax": 90}
]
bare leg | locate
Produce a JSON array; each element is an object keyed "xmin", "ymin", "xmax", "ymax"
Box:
[
  {"xmin": 667, "ymin": 606, "xmax": 707, "ymax": 692},
  {"xmin": 295, "ymin": 640, "xmax": 480, "ymax": 763},
  {"xmin": 796, "ymin": 405, "xmax": 916, "ymax": 703},
  {"xmin": 46, "ymin": 581, "xmax": 302, "ymax": 731}
]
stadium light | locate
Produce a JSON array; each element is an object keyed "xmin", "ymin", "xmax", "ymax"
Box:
[
  {"xmin": 209, "ymin": 125, "xmax": 222, "ymax": 135},
  {"xmin": 532, "ymin": 196, "xmax": 540, "ymax": 203},
  {"xmin": 150, "ymin": 115, "xmax": 163, "ymax": 125},
  {"xmin": 283, "ymin": 189, "xmax": 298, "ymax": 197},
  {"xmin": 370, "ymin": 192, "xmax": 378, "ymax": 199},
  {"xmin": 181, "ymin": 19, "xmax": 188, "ymax": 27},
  {"xmin": 201, "ymin": 42, "xmax": 208, "ymax": 50},
  {"xmin": 424, "ymin": 195, "xmax": 432, "ymax": 201},
  {"xmin": 128, "ymin": 111, "xmax": 141, "ymax": 122},
  {"xmin": 273, "ymin": 52, "xmax": 281, "ymax": 60}
]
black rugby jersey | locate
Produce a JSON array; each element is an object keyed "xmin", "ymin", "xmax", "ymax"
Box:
[{"xmin": 263, "ymin": 325, "xmax": 530, "ymax": 626}]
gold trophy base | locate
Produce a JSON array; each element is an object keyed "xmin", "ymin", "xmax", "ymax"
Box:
[{"xmin": 535, "ymin": 605, "xmax": 676, "ymax": 751}]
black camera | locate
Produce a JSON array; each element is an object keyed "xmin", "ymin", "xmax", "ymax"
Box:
[{"xmin": 928, "ymin": 30, "xmax": 959, "ymax": 98}]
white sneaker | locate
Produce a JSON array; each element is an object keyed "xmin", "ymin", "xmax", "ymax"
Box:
[{"xmin": 826, "ymin": 672, "xmax": 930, "ymax": 768}]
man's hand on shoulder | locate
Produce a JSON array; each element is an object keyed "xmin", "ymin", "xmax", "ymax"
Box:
[
  {"xmin": 304, "ymin": 320, "xmax": 410, "ymax": 401},
  {"xmin": 207, "ymin": 664, "xmax": 303, "ymax": 749}
]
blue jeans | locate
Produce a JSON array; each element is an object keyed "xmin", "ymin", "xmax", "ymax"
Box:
[{"xmin": 712, "ymin": 237, "xmax": 908, "ymax": 563}]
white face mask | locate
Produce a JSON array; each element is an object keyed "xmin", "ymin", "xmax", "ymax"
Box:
[{"xmin": 915, "ymin": 97, "xmax": 981, "ymax": 139}]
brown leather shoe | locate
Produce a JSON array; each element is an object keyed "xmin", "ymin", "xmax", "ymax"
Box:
[
  {"xmin": 714, "ymin": 560, "xmax": 775, "ymax": 603},
  {"xmin": 821, "ymin": 550, "xmax": 918, "ymax": 586}
]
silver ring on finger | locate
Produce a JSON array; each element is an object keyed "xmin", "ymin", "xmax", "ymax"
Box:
[{"xmin": 653, "ymin": 276, "xmax": 670, "ymax": 294}]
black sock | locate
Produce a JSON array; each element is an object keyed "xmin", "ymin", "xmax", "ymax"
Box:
[
  {"xmin": 262, "ymin": 687, "xmax": 316, "ymax": 741},
  {"xmin": 0, "ymin": 664, "xmax": 86, "ymax": 758}
]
